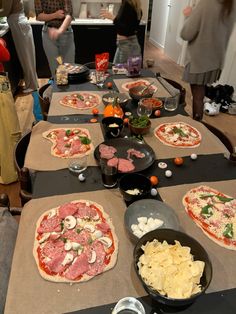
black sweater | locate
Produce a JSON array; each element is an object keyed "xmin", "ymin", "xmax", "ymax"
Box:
[{"xmin": 113, "ymin": 0, "xmax": 142, "ymax": 37}]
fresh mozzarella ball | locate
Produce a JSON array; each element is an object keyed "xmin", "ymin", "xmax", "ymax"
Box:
[
  {"xmin": 138, "ymin": 222, "xmax": 146, "ymax": 231},
  {"xmin": 137, "ymin": 217, "xmax": 148, "ymax": 224},
  {"xmin": 78, "ymin": 173, "xmax": 86, "ymax": 181},
  {"xmin": 133, "ymin": 229, "xmax": 143, "ymax": 238},
  {"xmin": 165, "ymin": 170, "xmax": 172, "ymax": 177},
  {"xmin": 191, "ymin": 153, "xmax": 198, "ymax": 160},
  {"xmin": 131, "ymin": 224, "xmax": 139, "ymax": 232}
]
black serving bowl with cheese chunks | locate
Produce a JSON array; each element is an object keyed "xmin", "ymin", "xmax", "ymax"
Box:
[
  {"xmin": 119, "ymin": 173, "xmax": 152, "ymax": 203},
  {"xmin": 134, "ymin": 229, "xmax": 212, "ymax": 307}
]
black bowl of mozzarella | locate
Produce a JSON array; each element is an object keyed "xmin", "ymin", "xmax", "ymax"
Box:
[{"xmin": 118, "ymin": 173, "xmax": 152, "ymax": 203}]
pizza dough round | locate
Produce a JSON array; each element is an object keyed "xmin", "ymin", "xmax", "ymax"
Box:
[
  {"xmin": 182, "ymin": 185, "xmax": 236, "ymax": 250},
  {"xmin": 60, "ymin": 92, "xmax": 102, "ymax": 110},
  {"xmin": 33, "ymin": 200, "xmax": 119, "ymax": 282},
  {"xmin": 42, "ymin": 127, "xmax": 94, "ymax": 159},
  {"xmin": 154, "ymin": 122, "xmax": 202, "ymax": 148}
]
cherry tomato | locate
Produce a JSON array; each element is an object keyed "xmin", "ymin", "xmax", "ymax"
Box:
[
  {"xmin": 154, "ymin": 109, "xmax": 161, "ymax": 117},
  {"xmin": 173, "ymin": 157, "xmax": 184, "ymax": 166},
  {"xmin": 89, "ymin": 118, "xmax": 98, "ymax": 123},
  {"xmin": 92, "ymin": 108, "xmax": 99, "ymax": 115},
  {"xmin": 123, "ymin": 117, "xmax": 129, "ymax": 125},
  {"xmin": 106, "ymin": 82, "xmax": 113, "ymax": 89},
  {"xmin": 150, "ymin": 175, "xmax": 159, "ymax": 186}
]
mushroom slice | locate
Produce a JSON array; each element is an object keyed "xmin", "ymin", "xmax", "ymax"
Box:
[
  {"xmin": 39, "ymin": 233, "xmax": 50, "ymax": 244},
  {"xmin": 47, "ymin": 209, "xmax": 56, "ymax": 218},
  {"xmin": 83, "ymin": 224, "xmax": 95, "ymax": 232},
  {"xmin": 64, "ymin": 215, "xmax": 77, "ymax": 229},
  {"xmin": 98, "ymin": 237, "xmax": 112, "ymax": 248},
  {"xmin": 88, "ymin": 250, "xmax": 97, "ymax": 264},
  {"xmin": 93, "ymin": 230, "xmax": 103, "ymax": 239},
  {"xmin": 64, "ymin": 241, "xmax": 72, "ymax": 251},
  {"xmin": 62, "ymin": 253, "xmax": 74, "ymax": 266}
]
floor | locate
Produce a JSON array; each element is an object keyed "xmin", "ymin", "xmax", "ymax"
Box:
[{"xmin": 0, "ymin": 37, "xmax": 235, "ymax": 208}]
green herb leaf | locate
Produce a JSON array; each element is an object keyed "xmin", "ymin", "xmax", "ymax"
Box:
[
  {"xmin": 130, "ymin": 115, "xmax": 150, "ymax": 128},
  {"xmin": 173, "ymin": 127, "xmax": 187, "ymax": 137},
  {"xmin": 66, "ymin": 129, "xmax": 71, "ymax": 136},
  {"xmin": 79, "ymin": 136, "xmax": 91, "ymax": 145},
  {"xmin": 223, "ymin": 223, "xmax": 233, "ymax": 239},
  {"xmin": 88, "ymin": 238, "xmax": 93, "ymax": 245},
  {"xmin": 64, "ymin": 143, "xmax": 71, "ymax": 148},
  {"xmin": 200, "ymin": 194, "xmax": 216, "ymax": 199},
  {"xmin": 61, "ymin": 237, "xmax": 67, "ymax": 243},
  {"xmin": 201, "ymin": 205, "xmax": 213, "ymax": 218},
  {"xmin": 77, "ymin": 93, "xmax": 84, "ymax": 101},
  {"xmin": 76, "ymin": 228, "xmax": 82, "ymax": 234},
  {"xmin": 60, "ymin": 222, "xmax": 64, "ymax": 230},
  {"xmin": 216, "ymin": 195, "xmax": 234, "ymax": 203}
]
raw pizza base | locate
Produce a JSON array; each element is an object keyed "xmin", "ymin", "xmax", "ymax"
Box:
[
  {"xmin": 154, "ymin": 122, "xmax": 202, "ymax": 148},
  {"xmin": 59, "ymin": 92, "xmax": 102, "ymax": 110},
  {"xmin": 42, "ymin": 127, "xmax": 94, "ymax": 159},
  {"xmin": 121, "ymin": 79, "xmax": 158, "ymax": 92},
  {"xmin": 182, "ymin": 185, "xmax": 236, "ymax": 250},
  {"xmin": 33, "ymin": 200, "xmax": 119, "ymax": 283}
]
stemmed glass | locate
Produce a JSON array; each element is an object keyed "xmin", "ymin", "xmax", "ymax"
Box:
[{"xmin": 137, "ymin": 100, "xmax": 152, "ymax": 117}]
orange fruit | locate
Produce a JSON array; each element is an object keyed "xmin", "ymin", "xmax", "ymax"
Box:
[
  {"xmin": 154, "ymin": 109, "xmax": 161, "ymax": 117},
  {"xmin": 92, "ymin": 108, "xmax": 99, "ymax": 115},
  {"xmin": 173, "ymin": 157, "xmax": 184, "ymax": 166},
  {"xmin": 150, "ymin": 175, "xmax": 159, "ymax": 186},
  {"xmin": 106, "ymin": 82, "xmax": 113, "ymax": 89},
  {"xmin": 89, "ymin": 118, "xmax": 98, "ymax": 123}
]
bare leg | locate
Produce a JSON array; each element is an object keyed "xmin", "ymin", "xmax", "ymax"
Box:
[{"xmin": 190, "ymin": 84, "xmax": 205, "ymax": 121}]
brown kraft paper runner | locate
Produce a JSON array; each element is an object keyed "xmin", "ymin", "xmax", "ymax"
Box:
[
  {"xmin": 158, "ymin": 180, "xmax": 236, "ymax": 293},
  {"xmin": 48, "ymin": 91, "xmax": 107, "ymax": 117},
  {"xmin": 24, "ymin": 121, "xmax": 104, "ymax": 171},
  {"xmin": 4, "ymin": 190, "xmax": 146, "ymax": 314},
  {"xmin": 113, "ymin": 77, "xmax": 171, "ymax": 98},
  {"xmin": 143, "ymin": 114, "xmax": 228, "ymax": 159}
]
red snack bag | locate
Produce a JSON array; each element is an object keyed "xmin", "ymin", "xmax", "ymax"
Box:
[{"xmin": 95, "ymin": 52, "xmax": 109, "ymax": 71}]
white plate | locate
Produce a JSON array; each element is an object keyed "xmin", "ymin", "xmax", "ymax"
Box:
[{"xmin": 124, "ymin": 199, "xmax": 180, "ymax": 243}]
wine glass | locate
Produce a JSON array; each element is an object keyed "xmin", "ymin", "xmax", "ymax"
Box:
[{"xmin": 137, "ymin": 100, "xmax": 152, "ymax": 117}]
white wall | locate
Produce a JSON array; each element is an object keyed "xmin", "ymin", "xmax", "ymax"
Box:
[
  {"xmin": 149, "ymin": 0, "xmax": 169, "ymax": 48},
  {"xmin": 219, "ymin": 24, "xmax": 236, "ymax": 95}
]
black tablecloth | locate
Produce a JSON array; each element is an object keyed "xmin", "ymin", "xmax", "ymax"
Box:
[{"xmin": 67, "ymin": 288, "xmax": 236, "ymax": 314}]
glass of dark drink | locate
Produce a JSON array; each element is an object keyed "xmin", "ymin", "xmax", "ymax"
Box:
[{"xmin": 100, "ymin": 158, "xmax": 118, "ymax": 188}]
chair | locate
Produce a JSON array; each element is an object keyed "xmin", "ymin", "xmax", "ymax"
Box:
[
  {"xmin": 83, "ymin": 61, "xmax": 114, "ymax": 69},
  {"xmin": 38, "ymin": 83, "xmax": 51, "ymax": 120},
  {"xmin": 0, "ymin": 193, "xmax": 22, "ymax": 216},
  {"xmin": 202, "ymin": 121, "xmax": 234, "ymax": 155},
  {"xmin": 164, "ymin": 78, "xmax": 186, "ymax": 105},
  {"xmin": 13, "ymin": 130, "xmax": 32, "ymax": 206}
]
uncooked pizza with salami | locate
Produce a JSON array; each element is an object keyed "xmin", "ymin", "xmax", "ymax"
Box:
[
  {"xmin": 59, "ymin": 92, "xmax": 101, "ymax": 110},
  {"xmin": 33, "ymin": 200, "xmax": 118, "ymax": 282},
  {"xmin": 43, "ymin": 127, "xmax": 94, "ymax": 158},
  {"xmin": 121, "ymin": 79, "xmax": 157, "ymax": 93},
  {"xmin": 154, "ymin": 122, "xmax": 202, "ymax": 148},
  {"xmin": 183, "ymin": 185, "xmax": 236, "ymax": 250}
]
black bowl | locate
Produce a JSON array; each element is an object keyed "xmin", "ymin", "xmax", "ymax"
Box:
[
  {"xmin": 129, "ymin": 85, "xmax": 154, "ymax": 101},
  {"xmin": 102, "ymin": 92, "xmax": 129, "ymax": 109},
  {"xmin": 119, "ymin": 173, "xmax": 152, "ymax": 203},
  {"xmin": 102, "ymin": 117, "xmax": 124, "ymax": 138},
  {"xmin": 134, "ymin": 229, "xmax": 212, "ymax": 307}
]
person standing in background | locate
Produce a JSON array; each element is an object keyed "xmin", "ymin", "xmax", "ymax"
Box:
[
  {"xmin": 0, "ymin": 39, "xmax": 21, "ymax": 184},
  {"xmin": 35, "ymin": 0, "xmax": 75, "ymax": 78},
  {"xmin": 5, "ymin": 0, "xmax": 38, "ymax": 93},
  {"xmin": 100, "ymin": 0, "xmax": 142, "ymax": 64},
  {"xmin": 180, "ymin": 0, "xmax": 236, "ymax": 121}
]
